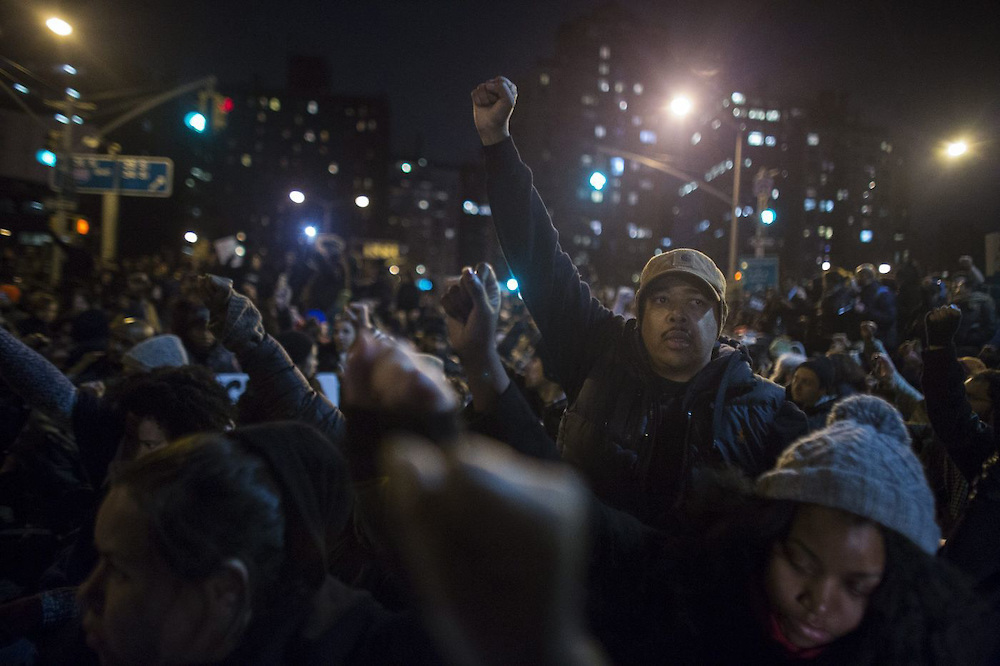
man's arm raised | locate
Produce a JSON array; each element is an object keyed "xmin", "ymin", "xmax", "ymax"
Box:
[{"xmin": 472, "ymin": 76, "xmax": 616, "ymax": 401}]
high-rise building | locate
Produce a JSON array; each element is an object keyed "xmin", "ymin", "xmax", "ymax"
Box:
[{"xmin": 386, "ymin": 157, "xmax": 461, "ymax": 276}]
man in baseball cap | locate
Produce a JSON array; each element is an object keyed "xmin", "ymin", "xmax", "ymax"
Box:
[{"xmin": 471, "ymin": 75, "xmax": 807, "ymax": 524}]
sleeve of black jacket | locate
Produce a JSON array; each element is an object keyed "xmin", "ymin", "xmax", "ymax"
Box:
[
  {"xmin": 463, "ymin": 380, "xmax": 561, "ymax": 461},
  {"xmin": 484, "ymin": 138, "xmax": 619, "ymax": 403},
  {"xmin": 922, "ymin": 347, "xmax": 996, "ymax": 481}
]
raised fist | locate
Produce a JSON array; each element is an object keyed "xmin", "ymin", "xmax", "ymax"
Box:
[
  {"xmin": 925, "ymin": 305, "xmax": 962, "ymax": 348},
  {"xmin": 471, "ymin": 76, "xmax": 517, "ymax": 146}
]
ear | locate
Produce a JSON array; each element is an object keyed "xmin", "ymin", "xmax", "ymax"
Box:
[{"xmin": 202, "ymin": 558, "xmax": 251, "ymax": 637}]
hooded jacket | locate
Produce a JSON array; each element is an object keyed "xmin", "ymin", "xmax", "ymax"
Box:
[{"xmin": 484, "ymin": 138, "xmax": 807, "ymax": 523}]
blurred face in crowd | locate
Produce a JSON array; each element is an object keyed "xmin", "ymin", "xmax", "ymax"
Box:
[
  {"xmin": 640, "ymin": 274, "xmax": 718, "ymax": 382},
  {"xmin": 185, "ymin": 322, "xmax": 215, "ymax": 353},
  {"xmin": 791, "ymin": 367, "xmax": 826, "ymax": 409},
  {"xmin": 80, "ymin": 489, "xmax": 216, "ymax": 666},
  {"xmin": 965, "ymin": 376, "xmax": 993, "ymax": 423},
  {"xmin": 524, "ymin": 356, "xmax": 546, "ymax": 390},
  {"xmin": 765, "ymin": 504, "xmax": 885, "ymax": 651},
  {"xmin": 120, "ymin": 413, "xmax": 170, "ymax": 462},
  {"xmin": 37, "ymin": 301, "xmax": 58, "ymax": 324},
  {"xmin": 300, "ymin": 345, "xmax": 319, "ymax": 380},
  {"xmin": 332, "ymin": 319, "xmax": 357, "ymax": 354}
]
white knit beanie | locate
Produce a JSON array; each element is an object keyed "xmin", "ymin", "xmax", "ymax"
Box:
[{"xmin": 756, "ymin": 419, "xmax": 941, "ymax": 554}]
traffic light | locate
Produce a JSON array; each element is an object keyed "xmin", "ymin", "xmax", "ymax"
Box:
[
  {"xmin": 184, "ymin": 111, "xmax": 207, "ymax": 133},
  {"xmin": 211, "ymin": 93, "xmax": 233, "ymax": 131},
  {"xmin": 760, "ymin": 208, "xmax": 776, "ymax": 225}
]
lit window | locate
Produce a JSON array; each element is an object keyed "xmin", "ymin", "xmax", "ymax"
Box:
[
  {"xmin": 697, "ymin": 220, "xmax": 711, "ymax": 232},
  {"xmin": 614, "ymin": 81, "xmax": 624, "ymax": 93},
  {"xmin": 611, "ymin": 157, "xmax": 625, "ymax": 175},
  {"xmin": 881, "ymin": 141, "xmax": 893, "ymax": 153},
  {"xmin": 356, "ymin": 120, "xmax": 366, "ymax": 132},
  {"xmin": 806, "ymin": 187, "xmax": 817, "ymax": 197},
  {"xmin": 861, "ymin": 205, "xmax": 873, "ymax": 215},
  {"xmin": 599, "ymin": 45, "xmax": 610, "ymax": 59},
  {"xmin": 837, "ymin": 189, "xmax": 849, "ymax": 200},
  {"xmin": 590, "ymin": 220, "xmax": 603, "ymax": 235},
  {"xmin": 747, "ymin": 109, "xmax": 762, "ymax": 120},
  {"xmin": 368, "ymin": 119, "xmax": 377, "ymax": 130},
  {"xmin": 619, "ymin": 100, "xmax": 628, "ymax": 111},
  {"xmin": 732, "ymin": 108, "xmax": 743, "ymax": 117},
  {"xmin": 639, "ymin": 130, "xmax": 657, "ymax": 144},
  {"xmin": 804, "ymin": 198, "xmax": 817, "ymax": 211},
  {"xmin": 764, "ymin": 135, "xmax": 777, "ymax": 146},
  {"xmin": 320, "ymin": 130, "xmax": 330, "ymax": 142},
  {"xmin": 731, "ymin": 92, "xmax": 746, "ymax": 104},
  {"xmin": 744, "ymin": 158, "xmax": 752, "ymax": 167},
  {"xmin": 598, "ymin": 79, "xmax": 610, "ymax": 92},
  {"xmin": 328, "ymin": 162, "xmax": 339, "ymax": 174},
  {"xmin": 691, "ymin": 132, "xmax": 701, "ymax": 145},
  {"xmin": 633, "ymin": 83, "xmax": 643, "ymax": 94},
  {"xmin": 595, "ymin": 125, "xmax": 606, "ymax": 138},
  {"xmin": 868, "ymin": 180, "xmax": 876, "ymax": 189},
  {"xmin": 860, "ymin": 230, "xmax": 873, "ymax": 243},
  {"xmin": 418, "ymin": 200, "xmax": 430, "ymax": 210},
  {"xmin": 632, "ymin": 116, "xmax": 643, "ymax": 126},
  {"xmin": 628, "ymin": 192, "xmax": 639, "ymax": 205},
  {"xmin": 639, "ymin": 179, "xmax": 653, "ymax": 190},
  {"xmin": 257, "ymin": 112, "xmax": 266, "ymax": 123},
  {"xmin": 803, "ymin": 229, "xmax": 811, "ymax": 238},
  {"xmin": 772, "ymin": 188, "xmax": 780, "ymax": 199},
  {"xmin": 893, "ymin": 232, "xmax": 905, "ymax": 242},
  {"xmin": 581, "ymin": 154, "xmax": 593, "ymax": 165},
  {"xmin": 713, "ymin": 229, "xmax": 724, "ymax": 239},
  {"xmin": 591, "ymin": 191, "xmax": 603, "ymax": 203},
  {"xmin": 747, "ymin": 132, "xmax": 764, "ymax": 146},
  {"xmin": 820, "ymin": 200, "xmax": 834, "ymax": 212},
  {"xmin": 240, "ymin": 154, "xmax": 252, "ymax": 167},
  {"xmin": 598, "ymin": 63, "xmax": 609, "ymax": 75},
  {"xmin": 766, "ymin": 110, "xmax": 781, "ymax": 122},
  {"xmin": 304, "ymin": 130, "xmax": 316, "ymax": 143},
  {"xmin": 540, "ymin": 73, "xmax": 551, "ymax": 85},
  {"xmin": 269, "ymin": 97, "xmax": 281, "ymax": 111},
  {"xmin": 581, "ymin": 95, "xmax": 596, "ymax": 106},
  {"xmin": 807, "ymin": 133, "xmax": 819, "ymax": 146},
  {"xmin": 307, "ymin": 101, "xmax": 318, "ymax": 114}
]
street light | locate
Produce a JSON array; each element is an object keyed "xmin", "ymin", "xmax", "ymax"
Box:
[
  {"xmin": 668, "ymin": 95, "xmax": 693, "ymax": 118},
  {"xmin": 945, "ymin": 140, "xmax": 968, "ymax": 158},
  {"xmin": 289, "ymin": 190, "xmax": 306, "ymax": 204},
  {"xmin": 46, "ymin": 17, "xmax": 73, "ymax": 36},
  {"xmin": 354, "ymin": 195, "xmax": 370, "ymax": 208}
]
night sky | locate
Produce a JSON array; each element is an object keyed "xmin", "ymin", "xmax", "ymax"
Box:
[{"xmin": 14, "ymin": 0, "xmax": 1000, "ymax": 255}]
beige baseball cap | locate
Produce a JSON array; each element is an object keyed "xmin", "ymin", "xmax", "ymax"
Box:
[{"xmin": 636, "ymin": 248, "xmax": 728, "ymax": 333}]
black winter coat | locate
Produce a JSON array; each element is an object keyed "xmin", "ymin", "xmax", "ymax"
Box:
[{"xmin": 485, "ymin": 139, "xmax": 807, "ymax": 523}]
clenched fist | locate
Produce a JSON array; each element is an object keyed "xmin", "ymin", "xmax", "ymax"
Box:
[
  {"xmin": 925, "ymin": 305, "xmax": 962, "ymax": 348},
  {"xmin": 471, "ymin": 76, "xmax": 518, "ymax": 146}
]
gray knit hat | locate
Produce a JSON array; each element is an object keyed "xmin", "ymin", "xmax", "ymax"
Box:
[
  {"xmin": 756, "ymin": 420, "xmax": 940, "ymax": 554},
  {"xmin": 826, "ymin": 394, "xmax": 910, "ymax": 445},
  {"xmin": 123, "ymin": 334, "xmax": 190, "ymax": 373}
]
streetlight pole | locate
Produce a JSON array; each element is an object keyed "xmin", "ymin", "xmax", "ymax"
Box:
[{"xmin": 727, "ymin": 127, "xmax": 743, "ymax": 284}]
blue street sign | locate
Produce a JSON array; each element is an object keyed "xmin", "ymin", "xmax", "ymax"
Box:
[
  {"xmin": 737, "ymin": 256, "xmax": 780, "ymax": 295},
  {"xmin": 51, "ymin": 154, "xmax": 174, "ymax": 197}
]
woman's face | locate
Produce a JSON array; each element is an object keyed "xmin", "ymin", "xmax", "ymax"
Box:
[
  {"xmin": 79, "ymin": 488, "xmax": 212, "ymax": 666},
  {"xmin": 765, "ymin": 504, "xmax": 885, "ymax": 650},
  {"xmin": 790, "ymin": 367, "xmax": 824, "ymax": 408},
  {"xmin": 332, "ymin": 320, "xmax": 356, "ymax": 353}
]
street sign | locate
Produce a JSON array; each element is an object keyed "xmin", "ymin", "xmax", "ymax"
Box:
[
  {"xmin": 737, "ymin": 256, "xmax": 780, "ymax": 294},
  {"xmin": 51, "ymin": 154, "xmax": 174, "ymax": 197}
]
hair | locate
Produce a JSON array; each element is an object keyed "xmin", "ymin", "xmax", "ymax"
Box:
[
  {"xmin": 826, "ymin": 352, "xmax": 868, "ymax": 395},
  {"xmin": 113, "ymin": 365, "xmax": 234, "ymax": 441},
  {"xmin": 111, "ymin": 433, "xmax": 287, "ymax": 611},
  {"xmin": 275, "ymin": 330, "xmax": 316, "ymax": 367},
  {"xmin": 968, "ymin": 369, "xmax": 1000, "ymax": 410}
]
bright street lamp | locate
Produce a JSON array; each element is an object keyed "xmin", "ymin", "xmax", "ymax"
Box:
[
  {"xmin": 289, "ymin": 190, "xmax": 306, "ymax": 204},
  {"xmin": 945, "ymin": 140, "xmax": 968, "ymax": 158},
  {"xmin": 668, "ymin": 95, "xmax": 693, "ymax": 117},
  {"xmin": 46, "ymin": 17, "xmax": 73, "ymax": 36},
  {"xmin": 354, "ymin": 195, "xmax": 370, "ymax": 208}
]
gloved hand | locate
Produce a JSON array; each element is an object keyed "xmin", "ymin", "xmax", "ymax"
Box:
[{"xmin": 924, "ymin": 305, "xmax": 962, "ymax": 348}]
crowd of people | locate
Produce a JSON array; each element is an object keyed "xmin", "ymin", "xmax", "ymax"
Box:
[{"xmin": 0, "ymin": 75, "xmax": 997, "ymax": 664}]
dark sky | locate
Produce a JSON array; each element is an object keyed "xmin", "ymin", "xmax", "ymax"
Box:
[
  {"xmin": 57, "ymin": 0, "xmax": 1000, "ymax": 163},
  {"xmin": 18, "ymin": 0, "xmax": 1000, "ymax": 253}
]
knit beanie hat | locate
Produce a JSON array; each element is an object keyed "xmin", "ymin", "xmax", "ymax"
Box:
[
  {"xmin": 123, "ymin": 334, "xmax": 190, "ymax": 373},
  {"xmin": 826, "ymin": 394, "xmax": 910, "ymax": 445},
  {"xmin": 796, "ymin": 356, "xmax": 836, "ymax": 393},
  {"xmin": 756, "ymin": 419, "xmax": 940, "ymax": 554}
]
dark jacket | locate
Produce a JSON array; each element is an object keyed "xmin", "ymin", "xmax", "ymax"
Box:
[
  {"xmin": 859, "ymin": 281, "xmax": 898, "ymax": 350},
  {"xmin": 922, "ymin": 347, "xmax": 1000, "ymax": 609},
  {"xmin": 484, "ymin": 138, "xmax": 807, "ymax": 523}
]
